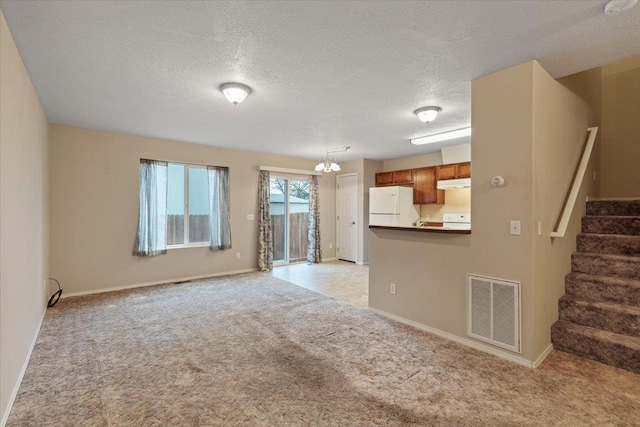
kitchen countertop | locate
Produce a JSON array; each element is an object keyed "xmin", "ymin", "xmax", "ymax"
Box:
[{"xmin": 368, "ymin": 225, "xmax": 471, "ymax": 234}]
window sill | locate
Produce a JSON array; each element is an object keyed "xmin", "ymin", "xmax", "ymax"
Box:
[{"xmin": 167, "ymin": 243, "xmax": 210, "ymax": 250}]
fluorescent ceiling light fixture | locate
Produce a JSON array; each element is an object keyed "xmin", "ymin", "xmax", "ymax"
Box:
[
  {"xmin": 315, "ymin": 146, "xmax": 350, "ymax": 173},
  {"xmin": 220, "ymin": 82, "xmax": 252, "ymax": 105},
  {"xmin": 414, "ymin": 106, "xmax": 441, "ymax": 123},
  {"xmin": 410, "ymin": 127, "xmax": 471, "ymax": 145}
]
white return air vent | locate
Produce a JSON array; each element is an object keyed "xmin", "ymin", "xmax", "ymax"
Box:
[{"xmin": 467, "ymin": 274, "xmax": 521, "ymax": 353}]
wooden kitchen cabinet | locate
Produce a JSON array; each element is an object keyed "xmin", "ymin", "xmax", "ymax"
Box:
[
  {"xmin": 457, "ymin": 162, "xmax": 471, "ymax": 178},
  {"xmin": 413, "ymin": 167, "xmax": 445, "ymax": 204},
  {"xmin": 375, "ymin": 169, "xmax": 413, "ymax": 186},
  {"xmin": 436, "ymin": 162, "xmax": 471, "ymax": 180}
]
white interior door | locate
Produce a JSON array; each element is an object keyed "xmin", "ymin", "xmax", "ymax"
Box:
[{"xmin": 336, "ymin": 173, "xmax": 357, "ymax": 262}]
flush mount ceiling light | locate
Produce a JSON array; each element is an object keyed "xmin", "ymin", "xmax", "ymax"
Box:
[
  {"xmin": 414, "ymin": 106, "xmax": 441, "ymax": 123},
  {"xmin": 604, "ymin": 0, "xmax": 637, "ymax": 14},
  {"xmin": 410, "ymin": 127, "xmax": 471, "ymax": 145},
  {"xmin": 315, "ymin": 146, "xmax": 350, "ymax": 173},
  {"xmin": 220, "ymin": 82, "xmax": 252, "ymax": 105}
]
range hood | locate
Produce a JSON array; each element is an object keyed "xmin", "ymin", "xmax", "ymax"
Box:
[{"xmin": 437, "ymin": 178, "xmax": 471, "ymax": 189}]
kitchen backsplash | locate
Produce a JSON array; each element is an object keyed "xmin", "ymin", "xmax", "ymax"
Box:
[{"xmin": 419, "ymin": 188, "xmax": 470, "ymax": 222}]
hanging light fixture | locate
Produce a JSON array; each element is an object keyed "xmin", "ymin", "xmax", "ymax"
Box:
[
  {"xmin": 315, "ymin": 147, "xmax": 350, "ymax": 172},
  {"xmin": 220, "ymin": 82, "xmax": 252, "ymax": 105},
  {"xmin": 414, "ymin": 106, "xmax": 441, "ymax": 123}
]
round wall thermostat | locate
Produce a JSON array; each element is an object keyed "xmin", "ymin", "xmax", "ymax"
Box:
[{"xmin": 491, "ymin": 176, "xmax": 505, "ymax": 187}]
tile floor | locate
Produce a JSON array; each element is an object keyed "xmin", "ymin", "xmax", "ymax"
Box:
[{"xmin": 272, "ymin": 259, "xmax": 369, "ymax": 308}]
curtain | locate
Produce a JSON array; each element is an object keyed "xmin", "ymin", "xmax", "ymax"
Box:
[
  {"xmin": 208, "ymin": 166, "xmax": 232, "ymax": 251},
  {"xmin": 258, "ymin": 170, "xmax": 273, "ymax": 271},
  {"xmin": 307, "ymin": 175, "xmax": 322, "ymax": 263},
  {"xmin": 133, "ymin": 159, "xmax": 168, "ymax": 257}
]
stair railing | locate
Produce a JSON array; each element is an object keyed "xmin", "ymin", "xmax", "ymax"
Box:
[{"xmin": 550, "ymin": 127, "xmax": 599, "ymax": 238}]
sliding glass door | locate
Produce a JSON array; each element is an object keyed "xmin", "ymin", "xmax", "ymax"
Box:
[{"xmin": 270, "ymin": 177, "xmax": 310, "ymax": 264}]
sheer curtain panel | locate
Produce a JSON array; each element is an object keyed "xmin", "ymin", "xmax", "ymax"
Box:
[
  {"xmin": 207, "ymin": 166, "xmax": 232, "ymax": 251},
  {"xmin": 258, "ymin": 170, "xmax": 273, "ymax": 271},
  {"xmin": 306, "ymin": 175, "xmax": 322, "ymax": 263},
  {"xmin": 133, "ymin": 159, "xmax": 168, "ymax": 256}
]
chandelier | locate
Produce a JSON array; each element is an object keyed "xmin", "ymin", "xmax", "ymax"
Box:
[{"xmin": 315, "ymin": 147, "xmax": 350, "ymax": 173}]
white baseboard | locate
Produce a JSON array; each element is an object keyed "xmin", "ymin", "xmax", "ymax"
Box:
[
  {"xmin": 322, "ymin": 257, "xmax": 337, "ymax": 262},
  {"xmin": 1, "ymin": 308, "xmax": 46, "ymax": 427},
  {"xmin": 533, "ymin": 343, "xmax": 554, "ymax": 368},
  {"xmin": 355, "ymin": 261, "xmax": 369, "ymax": 265},
  {"xmin": 61, "ymin": 268, "xmax": 258, "ymax": 299},
  {"xmin": 368, "ymin": 307, "xmax": 536, "ymax": 368}
]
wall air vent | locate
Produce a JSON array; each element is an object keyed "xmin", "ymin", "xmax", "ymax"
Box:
[{"xmin": 467, "ymin": 274, "xmax": 521, "ymax": 353}]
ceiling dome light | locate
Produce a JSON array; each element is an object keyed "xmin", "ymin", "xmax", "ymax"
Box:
[
  {"xmin": 220, "ymin": 83, "xmax": 252, "ymax": 105},
  {"xmin": 414, "ymin": 106, "xmax": 442, "ymax": 123},
  {"xmin": 604, "ymin": 0, "xmax": 637, "ymax": 14}
]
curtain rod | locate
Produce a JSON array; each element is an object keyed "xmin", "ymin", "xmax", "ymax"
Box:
[
  {"xmin": 258, "ymin": 166, "xmax": 322, "ymax": 176},
  {"xmin": 140, "ymin": 158, "xmax": 228, "ymax": 169}
]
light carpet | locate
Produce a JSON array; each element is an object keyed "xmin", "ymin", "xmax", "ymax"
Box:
[{"xmin": 7, "ymin": 273, "xmax": 640, "ymax": 426}]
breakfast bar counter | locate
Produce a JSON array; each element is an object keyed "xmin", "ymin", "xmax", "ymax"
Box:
[{"xmin": 368, "ymin": 225, "xmax": 471, "ymax": 234}]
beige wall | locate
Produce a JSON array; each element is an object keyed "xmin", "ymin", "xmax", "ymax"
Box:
[
  {"xmin": 382, "ymin": 152, "xmax": 442, "ymax": 171},
  {"xmin": 531, "ymin": 63, "xmax": 591, "ymax": 358},
  {"xmin": 0, "ymin": 11, "xmax": 50, "ymax": 423},
  {"xmin": 49, "ymin": 125, "xmax": 336, "ymax": 294},
  {"xmin": 558, "ymin": 66, "xmax": 602, "ymax": 199},
  {"xmin": 369, "ymin": 61, "xmax": 590, "ymax": 365},
  {"xmin": 558, "ymin": 55, "xmax": 640, "ymax": 198},
  {"xmin": 600, "ymin": 56, "xmax": 640, "ymax": 198}
]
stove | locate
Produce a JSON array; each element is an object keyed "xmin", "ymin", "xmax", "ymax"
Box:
[{"xmin": 442, "ymin": 213, "xmax": 471, "ymax": 230}]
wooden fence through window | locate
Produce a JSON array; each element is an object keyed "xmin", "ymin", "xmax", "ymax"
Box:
[
  {"xmin": 272, "ymin": 212, "xmax": 309, "ymax": 261},
  {"xmin": 167, "ymin": 215, "xmax": 210, "ymax": 245},
  {"xmin": 166, "ymin": 213, "xmax": 307, "ymax": 260}
]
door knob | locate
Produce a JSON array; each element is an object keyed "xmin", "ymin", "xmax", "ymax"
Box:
[{"xmin": 351, "ymin": 221, "xmax": 356, "ymax": 225}]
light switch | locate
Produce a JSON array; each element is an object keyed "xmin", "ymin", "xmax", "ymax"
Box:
[{"xmin": 510, "ymin": 220, "xmax": 521, "ymax": 235}]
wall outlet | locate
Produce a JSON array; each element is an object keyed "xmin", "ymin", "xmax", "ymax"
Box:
[
  {"xmin": 236, "ymin": 252, "xmax": 241, "ymax": 259},
  {"xmin": 510, "ymin": 220, "xmax": 521, "ymax": 236},
  {"xmin": 246, "ymin": 214, "xmax": 255, "ymax": 221},
  {"xmin": 390, "ymin": 283, "xmax": 396, "ymax": 295}
]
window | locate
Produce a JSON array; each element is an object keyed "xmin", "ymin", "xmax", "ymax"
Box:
[
  {"xmin": 270, "ymin": 177, "xmax": 310, "ymax": 263},
  {"xmin": 134, "ymin": 159, "xmax": 231, "ymax": 257},
  {"xmin": 167, "ymin": 163, "xmax": 211, "ymax": 247}
]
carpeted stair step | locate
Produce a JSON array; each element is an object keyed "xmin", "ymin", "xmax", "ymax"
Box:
[
  {"xmin": 558, "ymin": 295, "xmax": 640, "ymax": 337},
  {"xmin": 576, "ymin": 233, "xmax": 640, "ymax": 256},
  {"xmin": 586, "ymin": 200, "xmax": 640, "ymax": 217},
  {"xmin": 565, "ymin": 272, "xmax": 640, "ymax": 307},
  {"xmin": 572, "ymin": 252, "xmax": 640, "ymax": 280},
  {"xmin": 551, "ymin": 320, "xmax": 640, "ymax": 374},
  {"xmin": 582, "ymin": 216, "xmax": 640, "ymax": 236}
]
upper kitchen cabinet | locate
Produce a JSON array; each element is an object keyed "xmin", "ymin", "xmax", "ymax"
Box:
[
  {"xmin": 437, "ymin": 162, "xmax": 471, "ymax": 180},
  {"xmin": 413, "ymin": 167, "xmax": 445, "ymax": 204},
  {"xmin": 375, "ymin": 169, "xmax": 413, "ymax": 186}
]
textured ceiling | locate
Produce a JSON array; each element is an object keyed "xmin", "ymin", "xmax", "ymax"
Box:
[{"xmin": 1, "ymin": 1, "xmax": 639, "ymax": 161}]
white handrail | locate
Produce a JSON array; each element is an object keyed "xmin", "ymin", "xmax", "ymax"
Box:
[{"xmin": 550, "ymin": 127, "xmax": 598, "ymax": 238}]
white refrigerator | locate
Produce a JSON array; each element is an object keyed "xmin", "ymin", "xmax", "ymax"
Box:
[{"xmin": 369, "ymin": 186, "xmax": 419, "ymax": 226}]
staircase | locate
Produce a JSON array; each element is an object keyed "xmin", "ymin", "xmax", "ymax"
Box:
[{"xmin": 551, "ymin": 200, "xmax": 640, "ymax": 373}]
